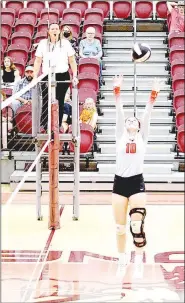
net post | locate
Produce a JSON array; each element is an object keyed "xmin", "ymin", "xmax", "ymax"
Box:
[
  {"xmin": 48, "ymin": 67, "xmax": 60, "ymax": 230},
  {"xmin": 32, "ymin": 84, "xmax": 43, "ymax": 220},
  {"xmin": 36, "ymin": 143, "xmax": 42, "ymax": 220},
  {"xmin": 72, "ymin": 87, "xmax": 80, "ymax": 221}
]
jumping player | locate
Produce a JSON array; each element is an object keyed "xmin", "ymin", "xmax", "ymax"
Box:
[{"xmin": 112, "ymin": 75, "xmax": 161, "ymax": 277}]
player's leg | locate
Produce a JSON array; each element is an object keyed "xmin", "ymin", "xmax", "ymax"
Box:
[{"xmin": 129, "ymin": 191, "xmax": 147, "ymax": 278}]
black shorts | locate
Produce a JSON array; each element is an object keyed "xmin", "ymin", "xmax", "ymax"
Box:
[{"xmin": 112, "ymin": 174, "xmax": 146, "ymax": 198}]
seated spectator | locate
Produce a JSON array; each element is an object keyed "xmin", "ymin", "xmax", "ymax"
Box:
[
  {"xmin": 79, "ymin": 97, "xmax": 98, "ymax": 130},
  {"xmin": 62, "ymin": 89, "xmax": 72, "ymax": 133},
  {"xmin": 1, "ymin": 56, "xmax": 20, "ymax": 85},
  {"xmin": 79, "ymin": 27, "xmax": 103, "ymax": 85},
  {"xmin": 11, "ymin": 66, "xmax": 34, "ymax": 115},
  {"xmin": 167, "ymin": 1, "xmax": 185, "ymax": 33},
  {"xmin": 61, "ymin": 25, "xmax": 79, "ymax": 64}
]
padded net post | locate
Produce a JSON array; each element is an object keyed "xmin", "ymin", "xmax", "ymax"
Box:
[
  {"xmin": 48, "ymin": 100, "xmax": 60, "ymax": 229},
  {"xmin": 72, "ymin": 87, "xmax": 80, "ymax": 220}
]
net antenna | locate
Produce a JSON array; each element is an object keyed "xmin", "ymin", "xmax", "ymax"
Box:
[{"xmin": 133, "ymin": 1, "xmax": 137, "ymax": 117}]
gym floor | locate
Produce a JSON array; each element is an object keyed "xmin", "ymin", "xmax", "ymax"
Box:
[{"xmin": 2, "ymin": 191, "xmax": 184, "ymax": 302}]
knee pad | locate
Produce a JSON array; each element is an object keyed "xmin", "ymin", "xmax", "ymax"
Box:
[
  {"xmin": 116, "ymin": 224, "xmax": 126, "ymax": 236},
  {"xmin": 129, "ymin": 208, "xmax": 146, "ymax": 248}
]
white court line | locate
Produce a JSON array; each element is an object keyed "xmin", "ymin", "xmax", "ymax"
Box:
[{"xmin": 20, "ymin": 232, "xmax": 52, "ymax": 303}]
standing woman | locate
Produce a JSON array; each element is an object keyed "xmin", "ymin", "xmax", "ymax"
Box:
[
  {"xmin": 33, "ymin": 23, "xmax": 78, "ymax": 130},
  {"xmin": 112, "ymin": 75, "xmax": 161, "ymax": 277}
]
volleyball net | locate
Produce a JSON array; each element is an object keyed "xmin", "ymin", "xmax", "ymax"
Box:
[{"xmin": 1, "ymin": 67, "xmax": 80, "ymax": 228}]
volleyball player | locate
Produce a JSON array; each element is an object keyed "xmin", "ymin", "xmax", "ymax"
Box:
[{"xmin": 112, "ymin": 75, "xmax": 161, "ymax": 277}]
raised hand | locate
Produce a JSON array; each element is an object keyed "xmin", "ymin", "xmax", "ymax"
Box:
[
  {"xmin": 152, "ymin": 77, "xmax": 162, "ymax": 93},
  {"xmin": 113, "ymin": 75, "xmax": 123, "ymax": 88},
  {"xmin": 150, "ymin": 77, "xmax": 162, "ymax": 103}
]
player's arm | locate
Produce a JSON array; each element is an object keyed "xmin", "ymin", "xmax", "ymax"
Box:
[
  {"xmin": 140, "ymin": 78, "xmax": 161, "ymax": 143},
  {"xmin": 113, "ymin": 75, "xmax": 125, "ymax": 142},
  {"xmin": 167, "ymin": 1, "xmax": 177, "ymax": 12}
]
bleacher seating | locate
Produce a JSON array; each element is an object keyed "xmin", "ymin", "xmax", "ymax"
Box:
[
  {"xmin": 78, "ymin": 58, "xmax": 100, "ymax": 76},
  {"xmin": 113, "ymin": 1, "xmax": 132, "ymax": 19},
  {"xmin": 173, "ymin": 89, "xmax": 185, "ymax": 112},
  {"xmin": 135, "ymin": 1, "xmax": 153, "ymax": 19},
  {"xmin": 18, "ymin": 8, "xmax": 37, "ymax": 26},
  {"xmin": 40, "ymin": 8, "xmax": 59, "ymax": 23},
  {"xmin": 68, "ymin": 123, "xmax": 94, "ymax": 153},
  {"xmin": 69, "ymin": 0, "xmax": 88, "ymax": 18},
  {"xmin": 7, "ymin": 44, "xmax": 29, "ymax": 64},
  {"xmin": 1, "ymin": 8, "xmax": 16, "ymax": 26},
  {"xmin": 91, "ymin": 0, "xmax": 110, "ymax": 18},
  {"xmin": 156, "ymin": 1, "xmax": 168, "ymax": 19},
  {"xmin": 5, "ymin": 0, "xmax": 24, "ymax": 17},
  {"xmin": 78, "ymin": 72, "xmax": 99, "ymax": 94},
  {"xmin": 177, "ymin": 125, "xmax": 185, "ymax": 153},
  {"xmin": 168, "ymin": 32, "xmax": 185, "ymax": 48},
  {"xmin": 27, "ymin": 0, "xmax": 45, "ymax": 18},
  {"xmin": 62, "ymin": 8, "xmax": 82, "ymax": 23},
  {"xmin": 11, "ymin": 32, "xmax": 32, "ymax": 51},
  {"xmin": 84, "ymin": 8, "xmax": 104, "ymax": 22},
  {"xmin": 14, "ymin": 19, "xmax": 35, "ymax": 37},
  {"xmin": 48, "ymin": 0, "xmax": 67, "ymax": 18}
]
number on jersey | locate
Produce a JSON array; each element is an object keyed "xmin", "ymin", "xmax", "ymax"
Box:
[{"xmin": 126, "ymin": 143, "xmax": 136, "ymax": 153}]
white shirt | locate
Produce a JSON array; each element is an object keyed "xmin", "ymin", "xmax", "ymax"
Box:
[
  {"xmin": 35, "ymin": 38, "xmax": 75, "ymax": 74},
  {"xmin": 115, "ymin": 101, "xmax": 153, "ymax": 177}
]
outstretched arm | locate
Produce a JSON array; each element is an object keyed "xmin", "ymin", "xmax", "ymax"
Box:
[
  {"xmin": 167, "ymin": 1, "xmax": 177, "ymax": 13},
  {"xmin": 140, "ymin": 78, "xmax": 161, "ymax": 143},
  {"xmin": 113, "ymin": 75, "xmax": 125, "ymax": 142}
]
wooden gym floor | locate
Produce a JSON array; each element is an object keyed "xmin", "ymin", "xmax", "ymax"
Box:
[{"xmin": 1, "ymin": 190, "xmax": 184, "ymax": 302}]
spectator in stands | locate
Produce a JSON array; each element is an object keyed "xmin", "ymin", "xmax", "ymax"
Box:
[
  {"xmin": 167, "ymin": 1, "xmax": 185, "ymax": 33},
  {"xmin": 62, "ymin": 89, "xmax": 72, "ymax": 133},
  {"xmin": 1, "ymin": 56, "xmax": 20, "ymax": 85},
  {"xmin": 61, "ymin": 25, "xmax": 79, "ymax": 64},
  {"xmin": 79, "ymin": 97, "xmax": 98, "ymax": 130},
  {"xmin": 11, "ymin": 66, "xmax": 34, "ymax": 115},
  {"xmin": 33, "ymin": 22, "xmax": 78, "ymax": 130},
  {"xmin": 79, "ymin": 27, "xmax": 103, "ymax": 85}
]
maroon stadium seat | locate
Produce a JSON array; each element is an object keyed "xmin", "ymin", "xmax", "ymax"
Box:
[
  {"xmin": 34, "ymin": 31, "xmax": 47, "ymax": 43},
  {"xmin": 78, "ymin": 72, "xmax": 99, "ymax": 93},
  {"xmin": 68, "ymin": 123, "xmax": 94, "ymax": 153},
  {"xmin": 173, "ymin": 89, "xmax": 185, "ymax": 112},
  {"xmin": 83, "ymin": 20, "xmax": 103, "ymax": 34},
  {"xmin": 7, "ymin": 44, "xmax": 28, "ymax": 64},
  {"xmin": 169, "ymin": 45, "xmax": 185, "ymax": 63},
  {"xmin": 84, "ymin": 8, "xmax": 104, "ymax": 22},
  {"xmin": 172, "ymin": 73, "xmax": 185, "ymax": 93},
  {"xmin": 14, "ymin": 20, "xmax": 35, "ymax": 37},
  {"xmin": 135, "ymin": 1, "xmax": 153, "ymax": 18},
  {"xmin": 168, "ymin": 32, "xmax": 185, "ymax": 48},
  {"xmin": 82, "ymin": 31, "xmax": 102, "ymax": 44},
  {"xmin": 69, "ymin": 0, "xmax": 88, "ymax": 18},
  {"xmin": 11, "ymin": 32, "xmax": 32, "ymax": 51},
  {"xmin": 5, "ymin": 0, "xmax": 24, "ymax": 17},
  {"xmin": 12, "ymin": 58, "xmax": 26, "ymax": 77},
  {"xmin": 62, "ymin": 8, "xmax": 82, "ymax": 23},
  {"xmin": 48, "ymin": 0, "xmax": 67, "ymax": 18},
  {"xmin": 37, "ymin": 20, "xmax": 49, "ymax": 33},
  {"xmin": 78, "ymin": 88, "xmax": 97, "ymax": 103},
  {"xmin": 15, "ymin": 104, "xmax": 32, "ymax": 134},
  {"xmin": 27, "ymin": 0, "xmax": 46, "ymax": 18},
  {"xmin": 176, "ymin": 106, "xmax": 185, "ymax": 128},
  {"xmin": 40, "ymin": 8, "xmax": 59, "ymax": 23},
  {"xmin": 156, "ymin": 1, "xmax": 167, "ymax": 19},
  {"xmin": 1, "ymin": 32, "xmax": 9, "ymax": 52},
  {"xmin": 1, "ymin": 8, "xmax": 16, "ymax": 26},
  {"xmin": 1, "ymin": 22, "xmax": 12, "ymax": 39},
  {"xmin": 171, "ymin": 59, "xmax": 185, "ymax": 78},
  {"xmin": 167, "ymin": 12, "xmax": 171, "ymax": 30},
  {"xmin": 177, "ymin": 124, "xmax": 185, "ymax": 153},
  {"xmin": 60, "ymin": 20, "xmax": 81, "ymax": 36},
  {"xmin": 18, "ymin": 8, "xmax": 38, "ymax": 26},
  {"xmin": 113, "ymin": 1, "xmax": 132, "ymax": 19},
  {"xmin": 78, "ymin": 58, "xmax": 100, "ymax": 76},
  {"xmin": 91, "ymin": 0, "xmax": 110, "ymax": 18}
]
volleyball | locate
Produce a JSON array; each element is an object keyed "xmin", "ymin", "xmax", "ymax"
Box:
[{"xmin": 132, "ymin": 42, "xmax": 151, "ymax": 63}]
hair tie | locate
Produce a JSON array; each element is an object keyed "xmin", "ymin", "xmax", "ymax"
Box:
[
  {"xmin": 150, "ymin": 90, "xmax": 158, "ymax": 103},
  {"xmin": 113, "ymin": 86, "xmax": 120, "ymax": 96}
]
